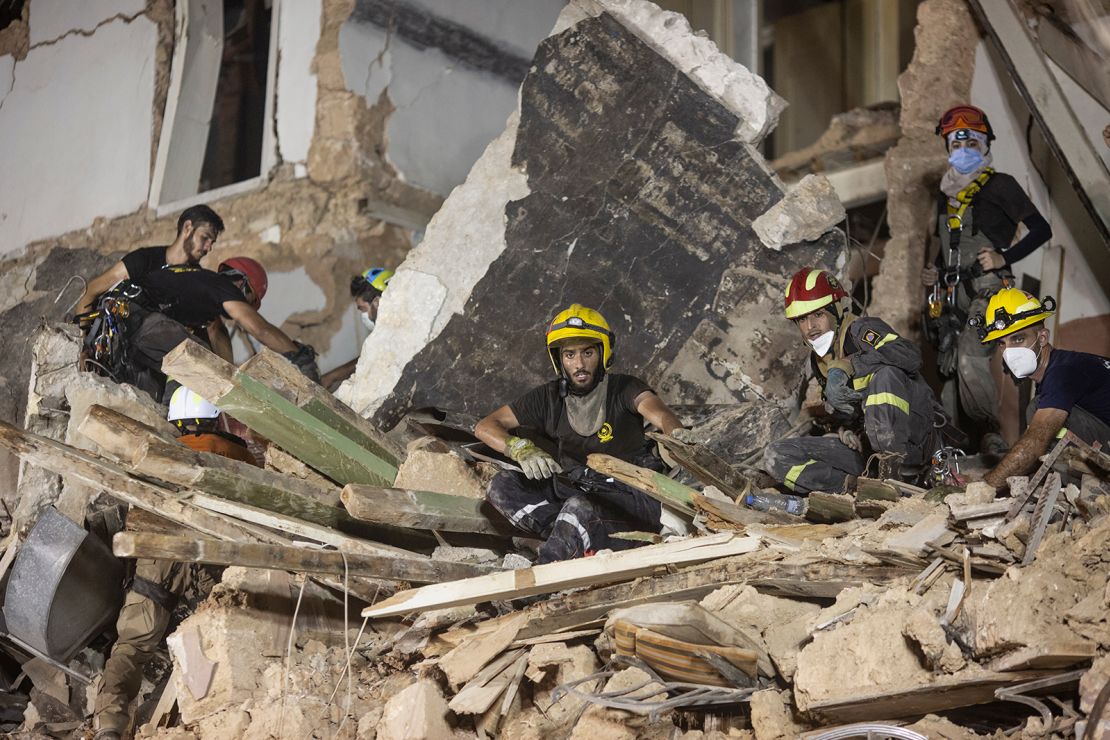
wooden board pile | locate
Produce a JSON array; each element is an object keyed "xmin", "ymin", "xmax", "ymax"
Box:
[{"xmin": 0, "ymin": 338, "xmax": 1108, "ymax": 738}]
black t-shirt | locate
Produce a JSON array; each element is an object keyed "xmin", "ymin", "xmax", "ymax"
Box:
[
  {"xmin": 1037, "ymin": 349, "xmax": 1110, "ymax": 426},
  {"xmin": 509, "ymin": 374, "xmax": 652, "ymax": 468},
  {"xmin": 121, "ymin": 246, "xmax": 170, "ymax": 279},
  {"xmin": 134, "ymin": 266, "xmax": 249, "ymax": 329},
  {"xmin": 935, "ymin": 172, "xmax": 1039, "ymax": 250}
]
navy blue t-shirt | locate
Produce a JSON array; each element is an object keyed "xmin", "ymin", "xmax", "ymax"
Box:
[{"xmin": 1036, "ymin": 349, "xmax": 1110, "ymax": 426}]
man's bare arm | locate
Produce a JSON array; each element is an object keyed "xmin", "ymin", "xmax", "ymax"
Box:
[
  {"xmin": 983, "ymin": 408, "xmax": 1068, "ymax": 488},
  {"xmin": 76, "ymin": 262, "xmax": 129, "ymax": 314},
  {"xmin": 206, "ymin": 317, "xmax": 234, "ymax": 363},
  {"xmin": 634, "ymin": 391, "xmax": 682, "ymax": 435},
  {"xmin": 474, "ymin": 405, "xmax": 521, "ymax": 455},
  {"xmin": 222, "ymin": 300, "xmax": 298, "ymax": 354},
  {"xmin": 321, "ymin": 358, "xmax": 359, "ymax": 390}
]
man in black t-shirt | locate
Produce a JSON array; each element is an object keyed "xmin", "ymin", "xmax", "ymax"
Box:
[
  {"xmin": 474, "ymin": 304, "xmax": 685, "ymax": 564},
  {"xmin": 974, "ymin": 290, "xmax": 1110, "ymax": 489},
  {"xmin": 99, "ymin": 257, "xmax": 318, "ymax": 401},
  {"xmin": 921, "ymin": 106, "xmax": 1051, "ymax": 452},
  {"xmin": 75, "ymin": 204, "xmax": 225, "ymax": 315}
]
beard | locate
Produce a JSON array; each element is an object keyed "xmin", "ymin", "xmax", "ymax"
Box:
[{"xmin": 183, "ymin": 234, "xmax": 204, "ymax": 264}]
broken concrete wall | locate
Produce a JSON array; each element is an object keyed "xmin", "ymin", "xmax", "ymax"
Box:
[
  {"xmin": 340, "ymin": 0, "xmax": 843, "ymax": 428},
  {"xmin": 339, "ymin": 0, "xmax": 565, "ymax": 197}
]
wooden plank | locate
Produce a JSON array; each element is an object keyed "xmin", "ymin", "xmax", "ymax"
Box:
[
  {"xmin": 647, "ymin": 432, "xmax": 753, "ymax": 498},
  {"xmin": 517, "ymin": 559, "xmax": 914, "ymax": 640},
  {"xmin": 342, "ymin": 485, "xmax": 520, "ymax": 537},
  {"xmin": 690, "ymin": 492, "xmax": 795, "ymax": 529},
  {"xmin": 186, "ymin": 493, "xmax": 418, "ymax": 557},
  {"xmin": 132, "ymin": 436, "xmax": 433, "ymax": 552},
  {"xmin": 361, "ymin": 533, "xmax": 761, "ymax": 619},
  {"xmin": 586, "ymin": 453, "xmax": 697, "ymax": 517},
  {"xmin": 239, "ymin": 349, "xmax": 404, "ymax": 465},
  {"xmin": 988, "ymin": 642, "xmax": 1096, "ymax": 672},
  {"xmin": 448, "ymin": 649, "xmax": 527, "ymax": 715},
  {"xmin": 113, "ymin": 532, "xmax": 498, "ymax": 584},
  {"xmin": 803, "ymin": 671, "xmax": 1052, "ymax": 723},
  {"xmin": 76, "ymin": 404, "xmax": 175, "ymax": 461},
  {"xmin": 161, "ymin": 340, "xmax": 397, "ymax": 487},
  {"xmin": 440, "ymin": 613, "xmax": 527, "ymax": 689}
]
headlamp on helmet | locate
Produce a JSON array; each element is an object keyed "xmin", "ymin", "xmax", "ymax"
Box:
[
  {"xmin": 545, "ymin": 304, "xmax": 614, "ymax": 377},
  {"xmin": 970, "ymin": 290, "xmax": 1055, "ymax": 343}
]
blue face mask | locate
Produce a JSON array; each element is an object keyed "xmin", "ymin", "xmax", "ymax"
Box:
[{"xmin": 949, "ymin": 146, "xmax": 984, "ymax": 175}]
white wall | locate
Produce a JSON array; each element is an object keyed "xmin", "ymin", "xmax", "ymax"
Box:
[
  {"xmin": 0, "ymin": 14, "xmax": 157, "ymax": 257},
  {"xmin": 339, "ymin": 0, "xmax": 564, "ymax": 197},
  {"xmin": 970, "ymin": 41, "xmax": 1110, "ymax": 327},
  {"xmin": 28, "ymin": 0, "xmax": 145, "ymax": 45},
  {"xmin": 276, "ymin": 0, "xmax": 321, "ymax": 170}
]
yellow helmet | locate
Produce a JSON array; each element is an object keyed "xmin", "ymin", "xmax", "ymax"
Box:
[
  {"xmin": 545, "ymin": 304, "xmax": 614, "ymax": 375},
  {"xmin": 976, "ymin": 289, "xmax": 1056, "ymax": 344}
]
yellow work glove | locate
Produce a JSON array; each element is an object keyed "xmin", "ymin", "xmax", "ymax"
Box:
[{"xmin": 506, "ymin": 436, "xmax": 563, "ymax": 481}]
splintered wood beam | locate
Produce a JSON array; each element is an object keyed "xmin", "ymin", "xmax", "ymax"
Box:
[
  {"xmin": 341, "ymin": 485, "xmax": 521, "ymax": 537},
  {"xmin": 585, "ymin": 454, "xmax": 697, "ymax": 517},
  {"xmin": 647, "ymin": 432, "xmax": 753, "ymax": 498},
  {"xmin": 76, "ymin": 404, "xmax": 176, "ymax": 461},
  {"xmin": 0, "ymin": 419, "xmax": 260, "ymax": 543},
  {"xmin": 516, "ymin": 557, "xmax": 914, "ymax": 639},
  {"xmin": 239, "ymin": 349, "xmax": 404, "ymax": 465},
  {"xmin": 161, "ymin": 340, "xmax": 398, "ymax": 487},
  {"xmin": 361, "ymin": 533, "xmax": 762, "ymax": 619},
  {"xmin": 113, "ymin": 532, "xmax": 497, "ymax": 584}
]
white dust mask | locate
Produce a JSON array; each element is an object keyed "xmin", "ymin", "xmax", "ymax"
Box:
[
  {"xmin": 1002, "ymin": 346, "xmax": 1039, "ymax": 378},
  {"xmin": 808, "ymin": 331, "xmax": 835, "ymax": 357},
  {"xmin": 360, "ymin": 312, "xmax": 375, "ymax": 333}
]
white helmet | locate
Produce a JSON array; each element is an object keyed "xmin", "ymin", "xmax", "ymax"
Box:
[{"xmin": 168, "ymin": 386, "xmax": 220, "ymax": 424}]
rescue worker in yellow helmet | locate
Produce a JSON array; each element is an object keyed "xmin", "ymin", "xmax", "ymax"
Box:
[
  {"xmin": 921, "ymin": 105, "xmax": 1051, "ymax": 453},
  {"xmin": 475, "ymin": 304, "xmax": 685, "ymax": 563},
  {"xmin": 94, "ymin": 387, "xmax": 257, "ymax": 740},
  {"xmin": 976, "ymin": 290, "xmax": 1110, "ymax": 489},
  {"xmin": 763, "ymin": 268, "xmax": 945, "ymax": 494},
  {"xmin": 321, "ymin": 267, "xmax": 395, "ymax": 390}
]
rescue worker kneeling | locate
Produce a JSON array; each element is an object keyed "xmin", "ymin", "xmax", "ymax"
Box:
[
  {"xmin": 764, "ymin": 268, "xmax": 943, "ymax": 494},
  {"xmin": 474, "ymin": 304, "xmax": 685, "ymax": 564},
  {"xmin": 93, "ymin": 388, "xmax": 255, "ymax": 740}
]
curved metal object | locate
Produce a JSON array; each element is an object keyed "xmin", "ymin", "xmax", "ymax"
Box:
[
  {"xmin": 809, "ymin": 724, "xmax": 929, "ymax": 740},
  {"xmin": 2, "ymin": 507, "xmax": 124, "ymax": 661}
]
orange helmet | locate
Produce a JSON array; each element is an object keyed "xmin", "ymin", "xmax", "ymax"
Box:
[
  {"xmin": 936, "ymin": 104, "xmax": 995, "ymax": 142},
  {"xmin": 218, "ymin": 257, "xmax": 268, "ymax": 310},
  {"xmin": 784, "ymin": 268, "xmax": 847, "ymax": 319}
]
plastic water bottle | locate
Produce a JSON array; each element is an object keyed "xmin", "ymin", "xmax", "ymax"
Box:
[{"xmin": 743, "ymin": 491, "xmax": 806, "ymax": 516}]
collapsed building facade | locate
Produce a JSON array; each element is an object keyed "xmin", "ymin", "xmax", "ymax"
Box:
[{"xmin": 0, "ymin": 0, "xmax": 1108, "ymax": 738}]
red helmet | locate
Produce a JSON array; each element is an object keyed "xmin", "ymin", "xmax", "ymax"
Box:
[
  {"xmin": 219, "ymin": 257, "xmax": 268, "ymax": 309},
  {"xmin": 784, "ymin": 268, "xmax": 847, "ymax": 319},
  {"xmin": 936, "ymin": 104, "xmax": 995, "ymax": 142}
]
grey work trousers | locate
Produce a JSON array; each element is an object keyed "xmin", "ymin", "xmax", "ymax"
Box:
[
  {"xmin": 765, "ymin": 365, "xmax": 938, "ymax": 494},
  {"xmin": 486, "ymin": 465, "xmax": 662, "ymax": 564}
]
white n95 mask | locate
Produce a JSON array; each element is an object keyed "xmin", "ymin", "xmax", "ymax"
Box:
[
  {"xmin": 1002, "ymin": 346, "xmax": 1039, "ymax": 378},
  {"xmin": 360, "ymin": 312, "xmax": 375, "ymax": 333},
  {"xmin": 808, "ymin": 331, "xmax": 835, "ymax": 357}
]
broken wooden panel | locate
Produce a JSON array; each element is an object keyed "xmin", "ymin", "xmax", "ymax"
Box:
[
  {"xmin": 341, "ymin": 485, "xmax": 521, "ymax": 537},
  {"xmin": 343, "ymin": 2, "xmax": 842, "ymax": 428},
  {"xmin": 161, "ymin": 341, "xmax": 397, "ymax": 486}
]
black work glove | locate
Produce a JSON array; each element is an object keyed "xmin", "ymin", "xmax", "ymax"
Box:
[
  {"xmin": 283, "ymin": 342, "xmax": 321, "ymax": 383},
  {"xmin": 824, "ymin": 367, "xmax": 861, "ymax": 415}
]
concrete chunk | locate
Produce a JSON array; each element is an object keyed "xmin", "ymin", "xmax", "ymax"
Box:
[{"xmin": 752, "ymin": 174, "xmax": 846, "ymax": 250}]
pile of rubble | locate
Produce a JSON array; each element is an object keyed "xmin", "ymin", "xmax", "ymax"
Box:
[{"xmin": 0, "ymin": 323, "xmax": 1107, "ymax": 739}]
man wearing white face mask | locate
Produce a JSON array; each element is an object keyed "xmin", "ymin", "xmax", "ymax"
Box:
[
  {"xmin": 763, "ymin": 269, "xmax": 944, "ymax": 495},
  {"xmin": 921, "ymin": 105, "xmax": 1051, "ymax": 453},
  {"xmin": 320, "ymin": 267, "xmax": 394, "ymax": 390},
  {"xmin": 978, "ymin": 289, "xmax": 1110, "ymax": 489}
]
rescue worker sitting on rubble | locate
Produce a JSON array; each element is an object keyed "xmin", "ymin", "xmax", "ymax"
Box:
[
  {"xmin": 764, "ymin": 268, "xmax": 944, "ymax": 494},
  {"xmin": 974, "ymin": 290, "xmax": 1110, "ymax": 490},
  {"xmin": 75, "ymin": 204, "xmax": 224, "ymax": 316},
  {"xmin": 93, "ymin": 388, "xmax": 253, "ymax": 740},
  {"xmin": 921, "ymin": 105, "xmax": 1051, "ymax": 454},
  {"xmin": 474, "ymin": 304, "xmax": 685, "ymax": 564},
  {"xmin": 320, "ymin": 267, "xmax": 394, "ymax": 390},
  {"xmin": 80, "ymin": 255, "xmax": 320, "ymax": 402}
]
